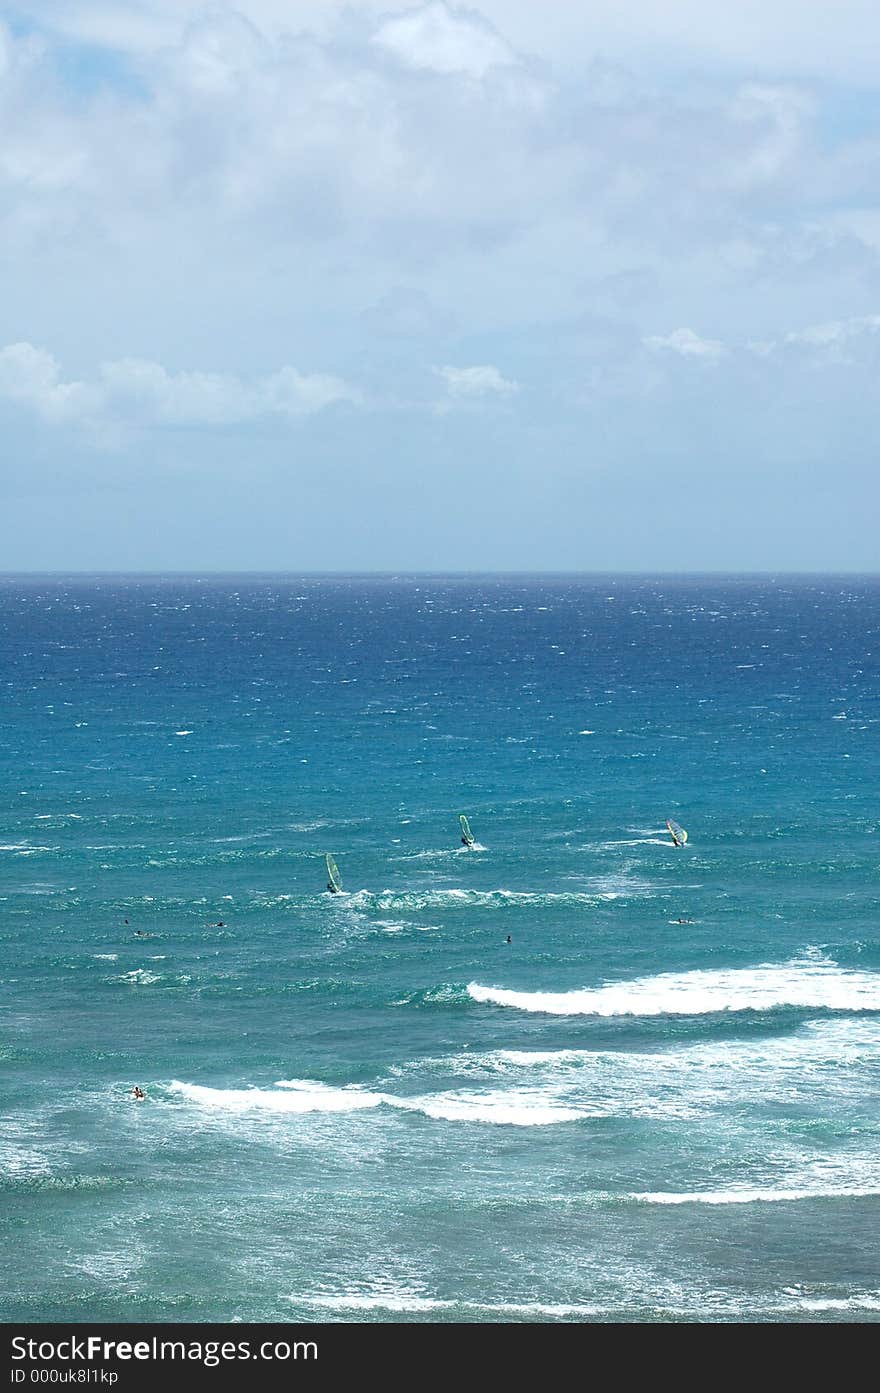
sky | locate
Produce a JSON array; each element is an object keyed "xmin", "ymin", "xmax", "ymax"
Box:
[{"xmin": 1, "ymin": 0, "xmax": 879, "ymax": 571}]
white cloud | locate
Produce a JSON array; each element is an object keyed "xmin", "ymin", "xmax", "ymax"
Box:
[
  {"xmin": 372, "ymin": 3, "xmax": 518, "ymax": 79},
  {"xmin": 0, "ymin": 342, "xmax": 362, "ymax": 435},
  {"xmin": 722, "ymin": 84, "xmax": 813, "ymax": 192},
  {"xmin": 15, "ymin": 2, "xmax": 880, "ymax": 84},
  {"xmin": 259, "ymin": 365, "xmax": 364, "ymax": 415},
  {"xmin": 437, "ymin": 363, "xmax": 519, "ymax": 395},
  {"xmin": 0, "ymin": 342, "xmax": 100, "ymax": 422},
  {"xmin": 643, "ymin": 328, "xmax": 724, "ymax": 360},
  {"xmin": 784, "ymin": 314, "xmax": 880, "ymax": 349}
]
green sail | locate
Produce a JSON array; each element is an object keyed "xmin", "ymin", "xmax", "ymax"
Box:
[{"xmin": 325, "ymin": 853, "xmax": 342, "ymax": 892}]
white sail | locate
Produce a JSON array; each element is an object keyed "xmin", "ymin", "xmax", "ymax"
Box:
[
  {"xmin": 325, "ymin": 853, "xmax": 342, "ymax": 892},
  {"xmin": 666, "ymin": 818, "xmax": 688, "ymax": 847}
]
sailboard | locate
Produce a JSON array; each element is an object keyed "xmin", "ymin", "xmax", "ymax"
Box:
[
  {"xmin": 666, "ymin": 818, "xmax": 687, "ymax": 847},
  {"xmin": 459, "ymin": 814, "xmax": 475, "ymax": 847},
  {"xmin": 325, "ymin": 852, "xmax": 342, "ymax": 893}
]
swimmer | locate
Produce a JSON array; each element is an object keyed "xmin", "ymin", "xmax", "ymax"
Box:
[{"xmin": 131, "ymin": 1086, "xmax": 145, "ymax": 1100}]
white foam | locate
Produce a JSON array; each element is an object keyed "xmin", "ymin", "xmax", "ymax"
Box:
[
  {"xmin": 348, "ymin": 887, "xmax": 623, "ymax": 912},
  {"xmin": 605, "ymin": 837, "xmax": 675, "ymax": 847},
  {"xmin": 169, "ymin": 1079, "xmax": 383, "ymax": 1114},
  {"xmin": 391, "ymin": 1019, "xmax": 880, "ymax": 1121},
  {"xmin": 467, "ymin": 958, "xmax": 880, "ymax": 1017},
  {"xmin": 390, "ymin": 1091, "xmax": 583, "ymax": 1126},
  {"xmin": 0, "ymin": 844, "xmax": 56, "ymax": 854},
  {"xmin": 297, "ymin": 1292, "xmax": 608, "ymax": 1316},
  {"xmin": 796, "ymin": 1294, "xmax": 880, "ymax": 1312},
  {"xmin": 633, "ymin": 1183, "xmax": 880, "ymax": 1205},
  {"xmin": 302, "ymin": 1292, "xmax": 451, "ymax": 1312}
]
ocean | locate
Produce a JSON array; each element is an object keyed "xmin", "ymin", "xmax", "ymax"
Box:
[{"xmin": 1, "ymin": 574, "xmax": 879, "ymax": 1323}]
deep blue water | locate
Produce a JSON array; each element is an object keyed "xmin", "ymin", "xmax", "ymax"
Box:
[{"xmin": 1, "ymin": 574, "xmax": 879, "ymax": 1322}]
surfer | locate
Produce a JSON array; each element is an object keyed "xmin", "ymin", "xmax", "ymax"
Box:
[
  {"xmin": 506, "ymin": 935, "xmax": 512, "ymax": 944},
  {"xmin": 131, "ymin": 1086, "xmax": 145, "ymax": 1100}
]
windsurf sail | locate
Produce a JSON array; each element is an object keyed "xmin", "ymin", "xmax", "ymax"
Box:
[
  {"xmin": 666, "ymin": 818, "xmax": 688, "ymax": 847},
  {"xmin": 325, "ymin": 853, "xmax": 342, "ymax": 893},
  {"xmin": 459, "ymin": 814, "xmax": 475, "ymax": 846}
]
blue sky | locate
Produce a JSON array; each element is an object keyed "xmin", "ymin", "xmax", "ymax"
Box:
[{"xmin": 1, "ymin": 0, "xmax": 878, "ymax": 570}]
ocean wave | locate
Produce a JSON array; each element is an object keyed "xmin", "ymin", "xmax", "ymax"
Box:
[
  {"xmin": 110, "ymin": 969, "xmax": 163, "ymax": 986},
  {"xmin": 632, "ymin": 1182, "xmax": 880, "ymax": 1205},
  {"xmin": 396, "ymin": 844, "xmax": 488, "ymax": 860},
  {"xmin": 168, "ymin": 1080, "xmax": 384, "ymax": 1114},
  {"xmin": 291, "ymin": 1287, "xmax": 880, "ymax": 1318},
  {"xmin": 0, "ymin": 1173, "xmax": 122, "ymax": 1194},
  {"xmin": 0, "ymin": 844, "xmax": 57, "ymax": 855},
  {"xmin": 467, "ymin": 957, "xmax": 880, "ymax": 1018},
  {"xmin": 602, "ymin": 838, "xmax": 677, "ymax": 847},
  {"xmin": 162, "ymin": 1010, "xmax": 880, "ymax": 1132},
  {"xmin": 346, "ymin": 888, "xmax": 617, "ymax": 912},
  {"xmin": 166, "ymin": 1075, "xmax": 582, "ymax": 1127},
  {"xmin": 106, "ymin": 968, "xmax": 192, "ymax": 988},
  {"xmin": 295, "ymin": 1292, "xmax": 603, "ymax": 1316},
  {"xmin": 390, "ymin": 1091, "xmax": 584, "ymax": 1126},
  {"xmin": 382, "ymin": 1019, "xmax": 880, "ymax": 1121},
  {"xmin": 391, "ymin": 984, "xmax": 472, "ymax": 1008}
]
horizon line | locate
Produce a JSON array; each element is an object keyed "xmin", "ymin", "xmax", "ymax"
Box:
[{"xmin": 1, "ymin": 569, "xmax": 879, "ymax": 580}]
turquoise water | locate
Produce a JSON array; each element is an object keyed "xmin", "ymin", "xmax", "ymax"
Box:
[{"xmin": 1, "ymin": 574, "xmax": 879, "ymax": 1323}]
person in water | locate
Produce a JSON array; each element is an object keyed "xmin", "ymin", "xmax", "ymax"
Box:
[
  {"xmin": 131, "ymin": 1086, "xmax": 145, "ymax": 1100},
  {"xmin": 506, "ymin": 935, "xmax": 512, "ymax": 944}
]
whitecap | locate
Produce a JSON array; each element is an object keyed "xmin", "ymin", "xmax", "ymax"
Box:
[
  {"xmin": 467, "ymin": 956, "xmax": 880, "ymax": 1018},
  {"xmin": 169, "ymin": 1079, "xmax": 383, "ymax": 1114}
]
